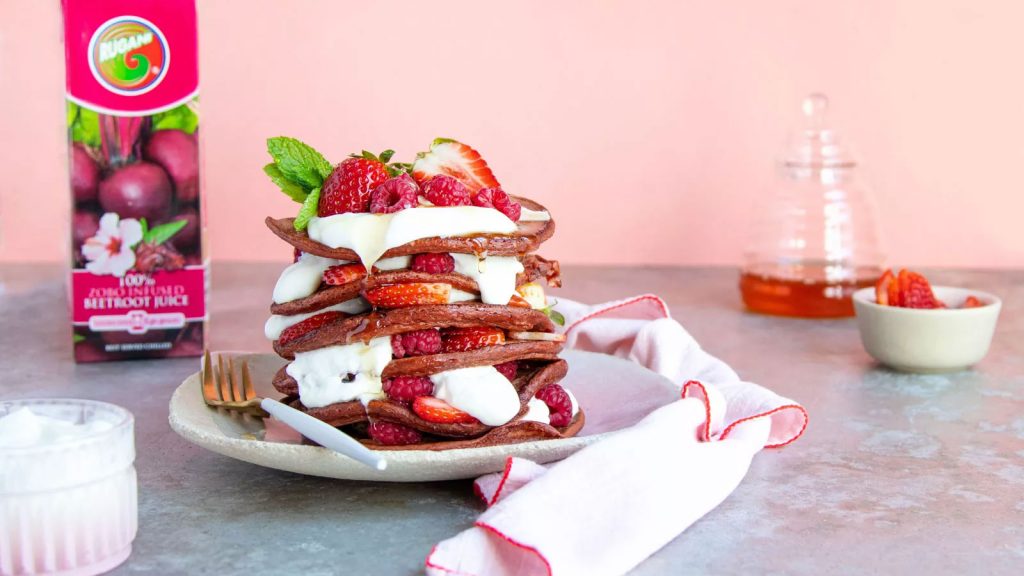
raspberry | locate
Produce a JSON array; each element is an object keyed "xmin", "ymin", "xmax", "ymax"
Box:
[
  {"xmin": 473, "ymin": 187, "xmax": 521, "ymax": 222},
  {"xmin": 495, "ymin": 361, "xmax": 518, "ymax": 381},
  {"xmin": 422, "ymin": 175, "xmax": 470, "ymax": 207},
  {"xmin": 370, "ymin": 174, "xmax": 419, "ymax": 214},
  {"xmin": 472, "ymin": 188, "xmax": 494, "ymax": 208},
  {"xmin": 368, "ymin": 421, "xmax": 422, "ymax": 445},
  {"xmin": 411, "ymin": 253, "xmax": 455, "ymax": 274},
  {"xmin": 391, "ymin": 329, "xmax": 442, "ymax": 358},
  {"xmin": 493, "ymin": 191, "xmax": 522, "ymax": 222},
  {"xmin": 536, "ymin": 384, "xmax": 573, "ymax": 427},
  {"xmin": 382, "ymin": 375, "xmax": 434, "ymax": 404}
]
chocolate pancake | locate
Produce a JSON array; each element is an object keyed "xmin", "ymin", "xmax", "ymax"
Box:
[
  {"xmin": 363, "ymin": 411, "xmax": 584, "ymax": 451},
  {"xmin": 269, "ymin": 283, "xmax": 364, "ymax": 316},
  {"xmin": 287, "ymin": 360, "xmax": 573, "ymax": 444},
  {"xmin": 269, "ymin": 254, "xmax": 561, "ymax": 317},
  {"xmin": 272, "ymin": 340, "xmax": 564, "ymax": 395},
  {"xmin": 519, "ymin": 254, "xmax": 561, "ymax": 288},
  {"xmin": 265, "ymin": 196, "xmax": 554, "ymax": 261},
  {"xmin": 274, "ymin": 304, "xmax": 555, "ymax": 358}
]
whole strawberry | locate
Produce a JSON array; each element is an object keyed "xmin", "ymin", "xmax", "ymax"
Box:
[{"xmin": 319, "ymin": 150, "xmax": 395, "ymax": 216}]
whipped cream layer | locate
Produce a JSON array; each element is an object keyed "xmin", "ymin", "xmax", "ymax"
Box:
[
  {"xmin": 451, "ymin": 253, "xmax": 524, "ymax": 305},
  {"xmin": 308, "ymin": 207, "xmax": 518, "ymax": 270},
  {"xmin": 264, "ymin": 298, "xmax": 370, "ymax": 340},
  {"xmin": 273, "ymin": 254, "xmax": 345, "ymax": 304},
  {"xmin": 521, "ymin": 397, "xmax": 551, "ymax": 424},
  {"xmin": 430, "ymin": 366, "xmax": 521, "ymax": 426},
  {"xmin": 375, "ymin": 256, "xmax": 411, "ymax": 270},
  {"xmin": 449, "ymin": 288, "xmax": 478, "ymax": 303},
  {"xmin": 519, "ymin": 206, "xmax": 551, "ymax": 222},
  {"xmin": 272, "ymin": 255, "xmax": 419, "ymax": 305},
  {"xmin": 287, "ymin": 337, "xmax": 392, "ymax": 408},
  {"xmin": 272, "ymin": 252, "xmax": 522, "ymax": 307}
]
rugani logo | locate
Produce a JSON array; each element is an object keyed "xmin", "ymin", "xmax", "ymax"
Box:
[{"xmin": 88, "ymin": 16, "xmax": 169, "ymax": 96}]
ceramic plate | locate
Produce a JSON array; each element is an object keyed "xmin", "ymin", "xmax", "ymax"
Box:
[{"xmin": 169, "ymin": 350, "xmax": 677, "ymax": 481}]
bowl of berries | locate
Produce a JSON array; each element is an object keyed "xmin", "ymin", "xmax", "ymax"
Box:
[{"xmin": 852, "ymin": 269, "xmax": 1002, "ymax": 373}]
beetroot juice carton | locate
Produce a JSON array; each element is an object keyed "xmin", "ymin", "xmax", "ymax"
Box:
[{"xmin": 62, "ymin": 0, "xmax": 206, "ymax": 362}]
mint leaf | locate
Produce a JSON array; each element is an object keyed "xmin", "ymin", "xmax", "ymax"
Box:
[
  {"xmin": 144, "ymin": 219, "xmax": 188, "ymax": 245},
  {"xmin": 264, "ymin": 163, "xmax": 309, "ymax": 203},
  {"xmin": 543, "ymin": 307, "xmax": 565, "ymax": 326},
  {"xmin": 541, "ymin": 300, "xmax": 565, "ymax": 326},
  {"xmin": 69, "ymin": 103, "xmax": 101, "ymax": 147},
  {"xmin": 152, "ymin": 102, "xmax": 199, "ymax": 134},
  {"xmin": 67, "ymin": 101, "xmax": 79, "ymax": 126},
  {"xmin": 72, "ymin": 333, "xmax": 86, "ymax": 344},
  {"xmin": 294, "ymin": 186, "xmax": 321, "ymax": 231},
  {"xmin": 139, "ymin": 218, "xmax": 149, "ymax": 237},
  {"xmin": 267, "ymin": 137, "xmax": 332, "ymax": 189}
]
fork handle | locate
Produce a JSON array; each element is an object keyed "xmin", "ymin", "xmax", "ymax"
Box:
[{"xmin": 259, "ymin": 398, "xmax": 388, "ymax": 471}]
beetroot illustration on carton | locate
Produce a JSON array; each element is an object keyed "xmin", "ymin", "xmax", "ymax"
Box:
[{"xmin": 62, "ymin": 0, "xmax": 206, "ymax": 362}]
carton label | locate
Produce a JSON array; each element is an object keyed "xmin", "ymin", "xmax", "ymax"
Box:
[
  {"xmin": 71, "ymin": 268, "xmax": 206, "ymax": 327},
  {"xmin": 63, "ymin": 0, "xmax": 198, "ymax": 114}
]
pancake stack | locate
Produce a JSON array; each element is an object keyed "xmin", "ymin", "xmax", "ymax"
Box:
[{"xmin": 262, "ymin": 138, "xmax": 583, "ymax": 450}]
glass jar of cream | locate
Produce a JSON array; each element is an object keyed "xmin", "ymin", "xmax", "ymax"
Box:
[{"xmin": 0, "ymin": 399, "xmax": 137, "ymax": 576}]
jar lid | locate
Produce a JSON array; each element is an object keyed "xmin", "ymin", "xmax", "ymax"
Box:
[{"xmin": 783, "ymin": 93, "xmax": 856, "ymax": 167}]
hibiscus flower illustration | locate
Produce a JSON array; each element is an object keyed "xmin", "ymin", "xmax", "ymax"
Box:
[{"xmin": 81, "ymin": 213, "xmax": 143, "ymax": 277}]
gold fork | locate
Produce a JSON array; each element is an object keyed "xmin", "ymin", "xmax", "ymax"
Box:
[
  {"xmin": 199, "ymin": 350, "xmax": 388, "ymax": 470},
  {"xmin": 200, "ymin": 351, "xmax": 268, "ymax": 417}
]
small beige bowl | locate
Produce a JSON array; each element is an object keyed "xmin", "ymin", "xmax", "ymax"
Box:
[{"xmin": 852, "ymin": 286, "xmax": 1002, "ymax": 373}]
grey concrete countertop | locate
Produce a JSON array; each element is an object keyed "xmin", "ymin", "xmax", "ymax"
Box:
[{"xmin": 1, "ymin": 264, "xmax": 1022, "ymax": 575}]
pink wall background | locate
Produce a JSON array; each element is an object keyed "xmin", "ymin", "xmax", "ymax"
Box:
[{"xmin": 2, "ymin": 0, "xmax": 1022, "ymax": 267}]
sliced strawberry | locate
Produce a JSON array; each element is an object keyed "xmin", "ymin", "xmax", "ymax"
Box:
[
  {"xmin": 277, "ymin": 311, "xmax": 346, "ymax": 345},
  {"xmin": 411, "ymin": 138, "xmax": 500, "ymax": 194},
  {"xmin": 323, "ymin": 263, "xmax": 367, "ymax": 286},
  {"xmin": 364, "ymin": 282, "xmax": 451, "ymax": 308},
  {"xmin": 441, "ymin": 326, "xmax": 505, "ymax": 352},
  {"xmin": 963, "ymin": 295, "xmax": 984, "ymax": 308},
  {"xmin": 507, "ymin": 294, "xmax": 532, "ymax": 309},
  {"xmin": 507, "ymin": 331, "xmax": 566, "ymax": 342},
  {"xmin": 412, "ymin": 396, "xmax": 478, "ymax": 424},
  {"xmin": 897, "ymin": 269, "xmax": 944, "ymax": 309},
  {"xmin": 875, "ymin": 269, "xmax": 895, "ymax": 306},
  {"xmin": 887, "ymin": 272, "xmax": 902, "ymax": 307}
]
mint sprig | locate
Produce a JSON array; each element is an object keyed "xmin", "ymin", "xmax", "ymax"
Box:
[
  {"xmin": 540, "ymin": 300, "xmax": 565, "ymax": 326},
  {"xmin": 264, "ymin": 163, "xmax": 308, "ymax": 203},
  {"xmin": 264, "ymin": 137, "xmax": 335, "ymax": 230},
  {"xmin": 267, "ymin": 137, "xmax": 332, "ymax": 190},
  {"xmin": 294, "ymin": 187, "xmax": 321, "ymax": 231}
]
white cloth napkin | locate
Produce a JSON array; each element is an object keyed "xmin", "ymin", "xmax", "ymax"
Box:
[{"xmin": 426, "ymin": 295, "xmax": 808, "ymax": 576}]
